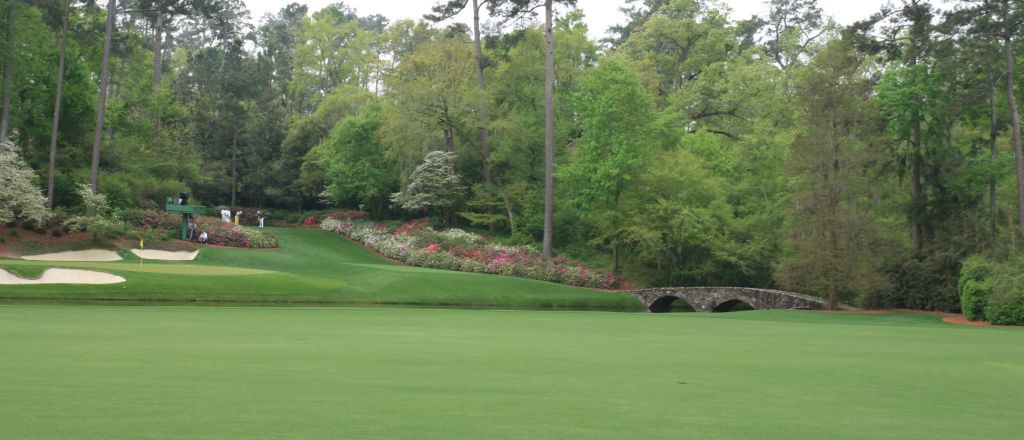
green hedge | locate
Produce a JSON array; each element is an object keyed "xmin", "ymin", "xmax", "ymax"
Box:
[
  {"xmin": 871, "ymin": 252, "xmax": 961, "ymax": 312},
  {"xmin": 958, "ymin": 256, "xmax": 995, "ymax": 321},
  {"xmin": 957, "ymin": 254, "xmax": 1024, "ymax": 325}
]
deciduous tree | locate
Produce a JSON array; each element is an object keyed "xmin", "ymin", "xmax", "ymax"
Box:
[{"xmin": 0, "ymin": 139, "xmax": 51, "ymax": 226}]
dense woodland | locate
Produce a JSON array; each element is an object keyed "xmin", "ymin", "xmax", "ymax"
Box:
[{"xmin": 3, "ymin": 0, "xmax": 1024, "ymax": 312}]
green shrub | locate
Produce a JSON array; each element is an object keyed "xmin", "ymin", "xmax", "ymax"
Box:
[
  {"xmin": 985, "ymin": 287, "xmax": 1024, "ymax": 325},
  {"xmin": 871, "ymin": 252, "xmax": 961, "ymax": 312},
  {"xmin": 957, "ymin": 254, "xmax": 1024, "ymax": 325},
  {"xmin": 958, "ymin": 256, "xmax": 995, "ymax": 321},
  {"xmin": 62, "ymin": 216, "xmax": 130, "ymax": 239},
  {"xmin": 985, "ymin": 256, "xmax": 1024, "ymax": 325}
]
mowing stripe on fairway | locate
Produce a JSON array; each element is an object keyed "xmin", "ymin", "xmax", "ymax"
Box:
[{"xmin": 0, "ymin": 306, "xmax": 1020, "ymax": 439}]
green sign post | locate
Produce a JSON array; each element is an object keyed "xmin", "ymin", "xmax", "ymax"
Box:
[{"xmin": 164, "ymin": 197, "xmax": 207, "ymax": 240}]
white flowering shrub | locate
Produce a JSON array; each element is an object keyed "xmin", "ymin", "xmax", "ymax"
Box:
[
  {"xmin": 390, "ymin": 151, "xmax": 464, "ymax": 214},
  {"xmin": 377, "ymin": 235, "xmax": 416, "ymax": 259},
  {"xmin": 320, "ymin": 218, "xmax": 345, "ymax": 233},
  {"xmin": 437, "ymin": 228, "xmax": 481, "ymax": 244},
  {"xmin": 0, "ymin": 139, "xmax": 51, "ymax": 226}
]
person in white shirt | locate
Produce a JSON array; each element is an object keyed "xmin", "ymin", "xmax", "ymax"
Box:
[{"xmin": 220, "ymin": 208, "xmax": 231, "ymax": 223}]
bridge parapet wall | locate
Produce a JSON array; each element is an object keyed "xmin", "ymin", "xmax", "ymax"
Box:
[{"xmin": 624, "ymin": 287, "xmax": 851, "ymax": 312}]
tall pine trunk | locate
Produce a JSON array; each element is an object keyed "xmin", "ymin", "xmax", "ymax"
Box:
[
  {"xmin": 0, "ymin": 2, "xmax": 15, "ymax": 140},
  {"xmin": 153, "ymin": 10, "xmax": 163, "ymax": 88},
  {"xmin": 827, "ymin": 120, "xmax": 841, "ymax": 311},
  {"xmin": 910, "ymin": 128, "xmax": 923, "ymax": 253},
  {"xmin": 470, "ymin": 0, "xmax": 491, "ymax": 187},
  {"xmin": 990, "ymin": 79, "xmax": 999, "ymax": 243},
  {"xmin": 231, "ymin": 129, "xmax": 238, "ymax": 207},
  {"xmin": 153, "ymin": 8, "xmax": 163, "ymax": 134},
  {"xmin": 471, "ymin": 0, "xmax": 499, "ymax": 232},
  {"xmin": 1004, "ymin": 0, "xmax": 1024, "ymax": 244},
  {"xmin": 90, "ymin": 0, "xmax": 116, "ymax": 196},
  {"xmin": 542, "ymin": 0, "xmax": 555, "ymax": 259},
  {"xmin": 47, "ymin": 0, "xmax": 70, "ymax": 208}
]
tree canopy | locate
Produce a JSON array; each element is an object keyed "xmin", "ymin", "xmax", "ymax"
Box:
[{"xmin": 4, "ymin": 0, "xmax": 1024, "ymax": 310}]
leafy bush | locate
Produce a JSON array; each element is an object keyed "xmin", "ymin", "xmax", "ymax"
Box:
[
  {"xmin": 958, "ymin": 256, "xmax": 995, "ymax": 321},
  {"xmin": 957, "ymin": 254, "xmax": 1024, "ymax": 325},
  {"xmin": 985, "ymin": 286, "xmax": 1024, "ymax": 325},
  {"xmin": 75, "ymin": 183, "xmax": 112, "ymax": 217},
  {"xmin": 62, "ymin": 215, "xmax": 130, "ymax": 239},
  {"xmin": 869, "ymin": 252, "xmax": 961, "ymax": 312}
]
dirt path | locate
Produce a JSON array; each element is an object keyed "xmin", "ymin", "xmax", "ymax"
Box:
[{"xmin": 818, "ymin": 308, "xmax": 1019, "ymax": 327}]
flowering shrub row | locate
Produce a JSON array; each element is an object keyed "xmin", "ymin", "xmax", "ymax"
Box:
[
  {"xmin": 199, "ymin": 219, "xmax": 278, "ymax": 248},
  {"xmin": 321, "ymin": 218, "xmax": 618, "ymax": 289}
]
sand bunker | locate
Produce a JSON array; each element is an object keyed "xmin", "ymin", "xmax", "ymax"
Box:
[
  {"xmin": 0, "ymin": 268, "xmax": 125, "ymax": 285},
  {"xmin": 21, "ymin": 250, "xmax": 122, "ymax": 261},
  {"xmin": 130, "ymin": 249, "xmax": 199, "ymax": 261}
]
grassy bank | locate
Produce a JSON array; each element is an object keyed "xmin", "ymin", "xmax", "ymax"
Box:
[{"xmin": 0, "ymin": 228, "xmax": 640, "ymax": 311}]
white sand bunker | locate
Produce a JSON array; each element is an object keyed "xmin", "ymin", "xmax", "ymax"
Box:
[
  {"xmin": 0, "ymin": 268, "xmax": 126, "ymax": 285},
  {"xmin": 21, "ymin": 250, "xmax": 122, "ymax": 261},
  {"xmin": 130, "ymin": 249, "xmax": 199, "ymax": 261}
]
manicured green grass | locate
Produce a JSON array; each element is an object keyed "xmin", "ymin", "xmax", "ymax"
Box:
[
  {"xmin": 0, "ymin": 228, "xmax": 639, "ymax": 310},
  {"xmin": 0, "ymin": 306, "xmax": 1019, "ymax": 439}
]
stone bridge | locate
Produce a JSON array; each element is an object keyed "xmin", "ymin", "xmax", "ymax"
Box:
[{"xmin": 623, "ymin": 287, "xmax": 855, "ymax": 313}]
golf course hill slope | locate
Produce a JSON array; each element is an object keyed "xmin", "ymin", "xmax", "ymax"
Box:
[{"xmin": 0, "ymin": 227, "xmax": 642, "ymax": 311}]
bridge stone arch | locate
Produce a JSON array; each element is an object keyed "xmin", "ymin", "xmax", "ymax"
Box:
[
  {"xmin": 624, "ymin": 287, "xmax": 847, "ymax": 313},
  {"xmin": 648, "ymin": 295, "xmax": 697, "ymax": 313},
  {"xmin": 711, "ymin": 299, "xmax": 755, "ymax": 313}
]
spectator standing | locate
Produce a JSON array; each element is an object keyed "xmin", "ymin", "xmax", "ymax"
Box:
[{"xmin": 187, "ymin": 216, "xmax": 198, "ymax": 241}]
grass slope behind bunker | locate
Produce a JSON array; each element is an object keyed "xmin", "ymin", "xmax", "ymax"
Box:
[{"xmin": 0, "ymin": 228, "xmax": 642, "ymax": 310}]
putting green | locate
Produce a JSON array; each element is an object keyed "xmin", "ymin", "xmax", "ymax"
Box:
[{"xmin": 0, "ymin": 306, "xmax": 1020, "ymax": 439}]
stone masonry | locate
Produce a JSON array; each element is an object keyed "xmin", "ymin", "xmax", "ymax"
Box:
[{"xmin": 623, "ymin": 287, "xmax": 856, "ymax": 313}]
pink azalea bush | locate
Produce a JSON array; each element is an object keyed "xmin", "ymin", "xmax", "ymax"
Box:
[
  {"xmin": 198, "ymin": 219, "xmax": 278, "ymax": 248},
  {"xmin": 321, "ymin": 218, "xmax": 618, "ymax": 289}
]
